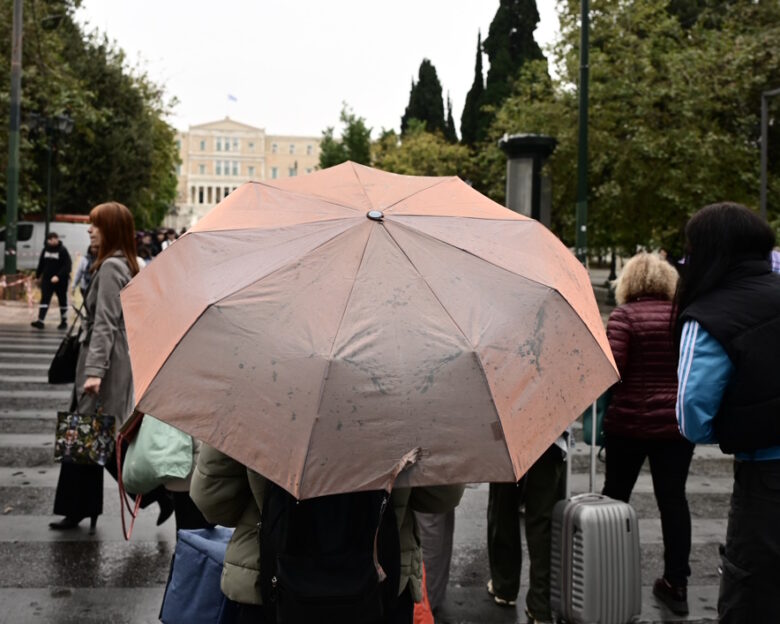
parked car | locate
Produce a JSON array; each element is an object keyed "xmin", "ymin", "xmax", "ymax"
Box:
[{"xmin": 0, "ymin": 221, "xmax": 90, "ymax": 271}]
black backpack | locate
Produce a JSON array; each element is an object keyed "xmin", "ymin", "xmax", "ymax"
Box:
[{"xmin": 258, "ymin": 484, "xmax": 401, "ymax": 624}]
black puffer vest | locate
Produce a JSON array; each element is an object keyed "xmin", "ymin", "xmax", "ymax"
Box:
[{"xmin": 680, "ymin": 260, "xmax": 780, "ymax": 454}]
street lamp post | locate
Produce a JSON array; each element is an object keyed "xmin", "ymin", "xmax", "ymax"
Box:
[
  {"xmin": 4, "ymin": 0, "xmax": 23, "ymax": 278},
  {"xmin": 575, "ymin": 0, "xmax": 590, "ymax": 266},
  {"xmin": 760, "ymin": 87, "xmax": 780, "ymax": 220}
]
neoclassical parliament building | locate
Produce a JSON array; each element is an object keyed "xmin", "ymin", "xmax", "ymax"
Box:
[{"xmin": 168, "ymin": 118, "xmax": 321, "ymax": 228}]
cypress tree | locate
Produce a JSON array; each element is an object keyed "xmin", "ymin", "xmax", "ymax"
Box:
[
  {"xmin": 460, "ymin": 31, "xmax": 484, "ymax": 145},
  {"xmin": 480, "ymin": 0, "xmax": 545, "ymax": 139},
  {"xmin": 400, "ymin": 59, "xmax": 446, "ymax": 135},
  {"xmin": 445, "ymin": 93, "xmax": 458, "ymax": 143}
]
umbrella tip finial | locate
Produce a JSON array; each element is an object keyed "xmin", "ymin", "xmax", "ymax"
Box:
[{"xmin": 367, "ymin": 210, "xmax": 384, "ymax": 221}]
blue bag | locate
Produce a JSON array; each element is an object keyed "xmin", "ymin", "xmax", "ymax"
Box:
[{"xmin": 160, "ymin": 526, "xmax": 239, "ymax": 624}]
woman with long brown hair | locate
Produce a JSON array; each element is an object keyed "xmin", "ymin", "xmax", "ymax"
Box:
[{"xmin": 50, "ymin": 202, "xmax": 173, "ymax": 532}]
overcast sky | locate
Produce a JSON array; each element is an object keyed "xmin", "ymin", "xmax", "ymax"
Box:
[{"xmin": 75, "ymin": 1, "xmax": 560, "ymax": 138}]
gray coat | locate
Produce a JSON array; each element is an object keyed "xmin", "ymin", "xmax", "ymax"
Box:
[{"xmin": 74, "ymin": 254, "xmax": 134, "ymax": 426}]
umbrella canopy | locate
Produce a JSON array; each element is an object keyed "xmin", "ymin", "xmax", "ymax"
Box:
[{"xmin": 121, "ymin": 162, "xmax": 617, "ymax": 499}]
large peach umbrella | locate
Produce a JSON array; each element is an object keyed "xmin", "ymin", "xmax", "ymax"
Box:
[{"xmin": 121, "ymin": 162, "xmax": 617, "ymax": 499}]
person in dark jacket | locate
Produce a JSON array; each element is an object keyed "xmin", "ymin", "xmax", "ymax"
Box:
[
  {"xmin": 32, "ymin": 232, "xmax": 72, "ymax": 329},
  {"xmin": 674, "ymin": 202, "xmax": 780, "ymax": 623},
  {"xmin": 601, "ymin": 252, "xmax": 693, "ymax": 615}
]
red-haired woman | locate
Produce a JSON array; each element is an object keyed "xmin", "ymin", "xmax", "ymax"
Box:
[{"xmin": 49, "ymin": 202, "xmax": 173, "ymax": 532}]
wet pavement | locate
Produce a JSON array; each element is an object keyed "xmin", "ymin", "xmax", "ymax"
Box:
[{"xmin": 0, "ymin": 297, "xmax": 727, "ymax": 623}]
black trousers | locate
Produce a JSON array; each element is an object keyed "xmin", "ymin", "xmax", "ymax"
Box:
[
  {"xmin": 38, "ymin": 279, "xmax": 68, "ymax": 321},
  {"xmin": 718, "ymin": 459, "xmax": 780, "ymax": 623},
  {"xmin": 602, "ymin": 434, "xmax": 694, "ymax": 586},
  {"xmin": 487, "ymin": 445, "xmax": 566, "ymax": 621}
]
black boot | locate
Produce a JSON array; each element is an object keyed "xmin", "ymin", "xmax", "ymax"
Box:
[
  {"xmin": 653, "ymin": 577, "xmax": 689, "ymax": 615},
  {"xmin": 156, "ymin": 493, "xmax": 175, "ymax": 526},
  {"xmin": 49, "ymin": 516, "xmax": 82, "ymax": 530}
]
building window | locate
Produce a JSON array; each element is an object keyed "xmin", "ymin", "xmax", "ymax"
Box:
[
  {"xmin": 216, "ymin": 138, "xmax": 222, "ymax": 151},
  {"xmin": 200, "ymin": 140, "xmax": 206, "ymax": 151},
  {"xmin": 271, "ymin": 167, "xmax": 278, "ymax": 179},
  {"xmin": 177, "ymin": 164, "xmax": 182, "ymax": 175},
  {"xmin": 176, "ymin": 139, "xmax": 182, "ymax": 150},
  {"xmin": 215, "ymin": 161, "xmax": 221, "ymax": 175},
  {"xmin": 232, "ymin": 161, "xmax": 239, "ymax": 176},
  {"xmin": 288, "ymin": 166, "xmax": 297, "ymax": 177},
  {"xmin": 306, "ymin": 144, "xmax": 313, "ymax": 156},
  {"xmin": 224, "ymin": 186, "xmax": 230, "ymax": 197},
  {"xmin": 306, "ymin": 168, "xmax": 312, "ymax": 174},
  {"xmin": 224, "ymin": 138, "xmax": 230, "ymax": 152},
  {"xmin": 198, "ymin": 187, "xmax": 204, "ymax": 204},
  {"xmin": 289, "ymin": 144, "xmax": 295, "ymax": 155},
  {"xmin": 248, "ymin": 166, "xmax": 255, "ymax": 177},
  {"xmin": 272, "ymin": 143, "xmax": 278, "ymax": 154},
  {"xmin": 249, "ymin": 142, "xmax": 255, "ymax": 152},
  {"xmin": 199, "ymin": 164, "xmax": 206, "ymax": 175},
  {"xmin": 233, "ymin": 138, "xmax": 239, "ymax": 151}
]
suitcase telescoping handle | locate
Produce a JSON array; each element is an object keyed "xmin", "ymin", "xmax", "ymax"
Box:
[
  {"xmin": 564, "ymin": 401, "xmax": 598, "ymax": 499},
  {"xmin": 589, "ymin": 401, "xmax": 597, "ymax": 494}
]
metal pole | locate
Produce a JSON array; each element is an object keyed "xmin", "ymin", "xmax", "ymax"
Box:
[
  {"xmin": 4, "ymin": 0, "xmax": 23, "ymax": 277},
  {"xmin": 45, "ymin": 140, "xmax": 52, "ymax": 239},
  {"xmin": 760, "ymin": 87, "xmax": 780, "ymax": 220},
  {"xmin": 575, "ymin": 0, "xmax": 590, "ymax": 266}
]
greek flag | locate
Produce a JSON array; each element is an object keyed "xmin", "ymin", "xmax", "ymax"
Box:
[{"xmin": 227, "ymin": 94, "xmax": 238, "ymax": 102}]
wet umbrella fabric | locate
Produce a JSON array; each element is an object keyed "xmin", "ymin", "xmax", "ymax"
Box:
[{"xmin": 121, "ymin": 162, "xmax": 617, "ymax": 499}]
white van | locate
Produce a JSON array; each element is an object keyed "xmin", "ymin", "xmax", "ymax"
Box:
[{"xmin": 0, "ymin": 221, "xmax": 91, "ymax": 271}]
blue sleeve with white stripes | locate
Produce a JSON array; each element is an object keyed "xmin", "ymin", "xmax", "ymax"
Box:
[{"xmin": 676, "ymin": 320, "xmax": 734, "ymax": 444}]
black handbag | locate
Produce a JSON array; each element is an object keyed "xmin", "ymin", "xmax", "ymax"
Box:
[{"xmin": 48, "ymin": 303, "xmax": 85, "ymax": 384}]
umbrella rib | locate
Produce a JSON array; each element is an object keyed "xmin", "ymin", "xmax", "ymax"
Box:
[
  {"xmin": 349, "ymin": 162, "xmax": 376, "ymax": 211},
  {"xmin": 381, "ymin": 177, "xmax": 452, "ymax": 213},
  {"xmin": 298, "ymin": 223, "xmax": 375, "ymax": 496},
  {"xmin": 251, "ymin": 180, "xmax": 365, "ymax": 213}
]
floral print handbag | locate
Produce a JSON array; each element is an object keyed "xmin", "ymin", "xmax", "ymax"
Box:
[{"xmin": 54, "ymin": 404, "xmax": 117, "ymax": 466}]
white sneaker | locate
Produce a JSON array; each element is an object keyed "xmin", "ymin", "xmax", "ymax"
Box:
[{"xmin": 486, "ymin": 579, "xmax": 517, "ymax": 607}]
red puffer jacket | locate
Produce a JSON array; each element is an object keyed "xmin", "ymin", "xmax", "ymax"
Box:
[{"xmin": 603, "ymin": 298, "xmax": 682, "ymax": 439}]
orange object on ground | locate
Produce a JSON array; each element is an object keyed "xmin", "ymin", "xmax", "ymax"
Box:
[
  {"xmin": 414, "ymin": 564, "xmax": 435, "ymax": 624},
  {"xmin": 121, "ymin": 162, "xmax": 617, "ymax": 499}
]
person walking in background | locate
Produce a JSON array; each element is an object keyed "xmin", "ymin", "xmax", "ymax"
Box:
[
  {"xmin": 600, "ymin": 252, "xmax": 693, "ymax": 615},
  {"xmin": 414, "ymin": 509, "xmax": 454, "ymax": 614},
  {"xmin": 486, "ymin": 437, "xmax": 567, "ymax": 624},
  {"xmin": 32, "ymin": 231, "xmax": 72, "ymax": 330},
  {"xmin": 674, "ymin": 202, "xmax": 780, "ymax": 623},
  {"xmin": 72, "ymin": 244, "xmax": 97, "ymax": 300},
  {"xmin": 50, "ymin": 202, "xmax": 173, "ymax": 533}
]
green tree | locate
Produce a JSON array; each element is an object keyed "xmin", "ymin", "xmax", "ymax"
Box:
[
  {"xmin": 460, "ymin": 32, "xmax": 485, "ymax": 145},
  {"xmin": 0, "ymin": 0, "xmax": 179, "ymax": 229},
  {"xmin": 487, "ymin": 0, "xmax": 780, "ymax": 254},
  {"xmin": 373, "ymin": 121, "xmax": 471, "ymax": 177},
  {"xmin": 318, "ymin": 104, "xmax": 372, "ymax": 168},
  {"xmin": 400, "ymin": 59, "xmax": 446, "ymax": 135},
  {"xmin": 479, "ymin": 0, "xmax": 546, "ymax": 141}
]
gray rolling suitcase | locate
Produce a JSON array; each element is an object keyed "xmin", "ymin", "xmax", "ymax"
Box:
[{"xmin": 550, "ymin": 405, "xmax": 642, "ymax": 624}]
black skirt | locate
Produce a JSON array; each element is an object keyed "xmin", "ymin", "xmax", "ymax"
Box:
[{"xmin": 52, "ymin": 461, "xmax": 104, "ymax": 518}]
